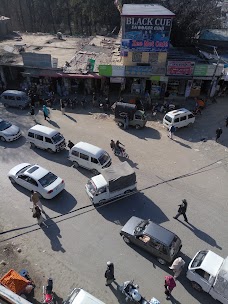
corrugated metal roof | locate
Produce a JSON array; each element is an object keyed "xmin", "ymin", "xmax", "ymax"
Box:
[
  {"xmin": 200, "ymin": 29, "xmax": 228, "ymax": 41},
  {"xmin": 122, "ymin": 4, "xmax": 175, "ymax": 17}
]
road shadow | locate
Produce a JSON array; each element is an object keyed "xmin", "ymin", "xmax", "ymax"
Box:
[
  {"xmin": 108, "ymin": 282, "xmax": 127, "ymax": 304},
  {"xmin": 30, "ymin": 147, "xmax": 71, "ymax": 166},
  {"xmin": 47, "ymin": 119, "xmax": 60, "ymax": 129},
  {"xmin": 41, "ymin": 190, "xmax": 77, "ymax": 214},
  {"xmin": 42, "ymin": 214, "xmax": 65, "ymax": 252},
  {"xmin": 117, "ymin": 156, "xmax": 139, "ymax": 170},
  {"xmin": 172, "ymin": 139, "xmax": 192, "ymax": 149},
  {"xmin": 123, "ymin": 126, "xmax": 161, "ymax": 141},
  {"xmin": 0, "ymin": 135, "xmax": 27, "ymax": 149},
  {"xmin": 97, "ymin": 192, "xmax": 169, "ymax": 226},
  {"xmin": 65, "ymin": 114, "xmax": 77, "ymax": 122},
  {"xmin": 177, "ymin": 220, "xmax": 222, "ymax": 250}
]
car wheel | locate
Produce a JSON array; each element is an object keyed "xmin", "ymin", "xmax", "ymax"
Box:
[
  {"xmin": 123, "ymin": 236, "xmax": 131, "ymax": 244},
  {"xmin": 191, "ymin": 281, "xmax": 202, "ymax": 292},
  {"xmin": 47, "ymin": 148, "xmax": 54, "ymax": 153},
  {"xmin": 135, "ymin": 124, "xmax": 141, "ymax": 130},
  {"xmin": 157, "ymin": 258, "xmax": 166, "ymax": 265},
  {"xmin": 30, "ymin": 142, "xmax": 36, "ymax": 149},
  {"xmin": 9, "ymin": 177, "xmax": 16, "ymax": 184},
  {"xmin": 73, "ymin": 161, "xmax": 79, "ymax": 168},
  {"xmin": 124, "ymin": 190, "xmax": 132, "ymax": 195},
  {"xmin": 97, "ymin": 199, "xmax": 106, "ymax": 206},
  {"xmin": 92, "ymin": 169, "xmax": 99, "ymax": 175},
  {"xmin": 0, "ymin": 136, "xmax": 6, "ymax": 142}
]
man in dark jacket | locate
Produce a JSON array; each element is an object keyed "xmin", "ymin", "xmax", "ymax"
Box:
[
  {"xmin": 216, "ymin": 128, "xmax": 223, "ymax": 142},
  {"xmin": 173, "ymin": 199, "xmax": 188, "ymax": 223},
  {"xmin": 105, "ymin": 261, "xmax": 115, "ymax": 286}
]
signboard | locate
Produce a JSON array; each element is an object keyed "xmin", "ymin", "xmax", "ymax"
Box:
[
  {"xmin": 98, "ymin": 65, "xmax": 125, "ymax": 77},
  {"xmin": 98, "ymin": 65, "xmax": 112, "ymax": 76},
  {"xmin": 125, "ymin": 65, "xmax": 165, "ymax": 77},
  {"xmin": 185, "ymin": 80, "xmax": 193, "ymax": 98},
  {"xmin": 112, "ymin": 66, "xmax": 125, "ymax": 77},
  {"xmin": 110, "ymin": 77, "xmax": 125, "ymax": 83},
  {"xmin": 193, "ymin": 65, "xmax": 208, "ymax": 76},
  {"xmin": 122, "ymin": 17, "xmax": 172, "ymax": 52},
  {"xmin": 22, "ymin": 53, "xmax": 52, "ymax": 68},
  {"xmin": 167, "ymin": 61, "xmax": 195, "ymax": 76}
]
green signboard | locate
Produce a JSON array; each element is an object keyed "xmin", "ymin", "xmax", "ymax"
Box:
[
  {"xmin": 193, "ymin": 65, "xmax": 208, "ymax": 76},
  {"xmin": 88, "ymin": 58, "xmax": 95, "ymax": 72},
  {"xmin": 98, "ymin": 65, "xmax": 112, "ymax": 76}
]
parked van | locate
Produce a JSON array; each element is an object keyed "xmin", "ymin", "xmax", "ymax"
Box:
[
  {"xmin": 27, "ymin": 125, "xmax": 66, "ymax": 153},
  {"xmin": 0, "ymin": 284, "xmax": 32, "ymax": 304},
  {"xmin": 68, "ymin": 142, "xmax": 111, "ymax": 174},
  {"xmin": 1, "ymin": 90, "xmax": 30, "ymax": 109},
  {"xmin": 63, "ymin": 288, "xmax": 105, "ymax": 304},
  {"xmin": 163, "ymin": 108, "xmax": 195, "ymax": 129}
]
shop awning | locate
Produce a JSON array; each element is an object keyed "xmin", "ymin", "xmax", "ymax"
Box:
[
  {"xmin": 22, "ymin": 69, "xmax": 103, "ymax": 79},
  {"xmin": 57, "ymin": 72, "xmax": 103, "ymax": 79}
]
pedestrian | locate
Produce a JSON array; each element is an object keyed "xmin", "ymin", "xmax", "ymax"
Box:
[
  {"xmin": 30, "ymin": 190, "xmax": 45, "ymax": 214},
  {"xmin": 60, "ymin": 99, "xmax": 65, "ymax": 115},
  {"xmin": 30, "ymin": 106, "xmax": 35, "ymax": 121},
  {"xmin": 169, "ymin": 257, "xmax": 185, "ymax": 279},
  {"xmin": 105, "ymin": 261, "xmax": 115, "ymax": 286},
  {"xmin": 226, "ymin": 117, "xmax": 228, "ymax": 127},
  {"xmin": 32, "ymin": 206, "xmax": 48, "ymax": 228},
  {"xmin": 42, "ymin": 105, "xmax": 50, "ymax": 120},
  {"xmin": 110, "ymin": 139, "xmax": 115, "ymax": 151},
  {"xmin": 173, "ymin": 199, "xmax": 188, "ymax": 223},
  {"xmin": 215, "ymin": 128, "xmax": 223, "ymax": 142},
  {"xmin": 168, "ymin": 125, "xmax": 175, "ymax": 140},
  {"xmin": 164, "ymin": 275, "xmax": 176, "ymax": 300}
]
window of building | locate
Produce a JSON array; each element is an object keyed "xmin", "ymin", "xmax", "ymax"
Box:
[{"xmin": 149, "ymin": 53, "xmax": 158, "ymax": 64}]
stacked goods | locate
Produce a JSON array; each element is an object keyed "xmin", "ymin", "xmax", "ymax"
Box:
[{"xmin": 0, "ymin": 269, "xmax": 29, "ymax": 294}]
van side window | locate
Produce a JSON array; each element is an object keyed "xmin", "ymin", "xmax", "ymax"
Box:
[
  {"xmin": 35, "ymin": 134, "xmax": 43, "ymax": 141},
  {"xmin": 180, "ymin": 116, "xmax": 186, "ymax": 121},
  {"xmin": 188, "ymin": 114, "xmax": 194, "ymax": 119},
  {"xmin": 3, "ymin": 95, "xmax": 8, "ymax": 99},
  {"xmin": 8, "ymin": 96, "xmax": 15, "ymax": 100},
  {"xmin": 45, "ymin": 137, "xmax": 52, "ymax": 143},
  {"xmin": 80, "ymin": 153, "xmax": 89, "ymax": 161},
  {"xmin": 28, "ymin": 132, "xmax": 34, "ymax": 138},
  {"xmin": 72, "ymin": 150, "xmax": 79, "ymax": 157},
  {"xmin": 174, "ymin": 118, "xmax": 179, "ymax": 123},
  {"xmin": 16, "ymin": 96, "xmax": 22, "ymax": 100},
  {"xmin": 195, "ymin": 269, "xmax": 210, "ymax": 281},
  {"xmin": 135, "ymin": 115, "xmax": 141, "ymax": 120},
  {"xmin": 91, "ymin": 157, "xmax": 98, "ymax": 164}
]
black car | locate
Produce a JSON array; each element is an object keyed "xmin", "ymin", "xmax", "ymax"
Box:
[{"xmin": 120, "ymin": 216, "xmax": 182, "ymax": 264}]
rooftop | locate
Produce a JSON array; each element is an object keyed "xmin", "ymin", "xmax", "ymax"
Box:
[{"xmin": 122, "ymin": 4, "xmax": 175, "ymax": 17}]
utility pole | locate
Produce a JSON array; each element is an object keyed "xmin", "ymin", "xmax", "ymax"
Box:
[{"xmin": 209, "ymin": 47, "xmax": 220, "ymax": 97}]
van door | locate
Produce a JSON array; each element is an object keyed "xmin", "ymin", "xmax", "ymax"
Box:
[
  {"xmin": 34, "ymin": 134, "xmax": 44, "ymax": 149},
  {"xmin": 79, "ymin": 152, "xmax": 90, "ymax": 169},
  {"xmin": 91, "ymin": 157, "xmax": 99, "ymax": 171},
  {"xmin": 16, "ymin": 95, "xmax": 22, "ymax": 108},
  {"xmin": 44, "ymin": 136, "xmax": 55, "ymax": 151},
  {"xmin": 191, "ymin": 269, "xmax": 212, "ymax": 292},
  {"xmin": 179, "ymin": 115, "xmax": 187, "ymax": 127},
  {"xmin": 173, "ymin": 117, "xmax": 180, "ymax": 128}
]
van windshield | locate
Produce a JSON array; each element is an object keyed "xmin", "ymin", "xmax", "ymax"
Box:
[
  {"xmin": 52, "ymin": 133, "xmax": 63, "ymax": 144},
  {"xmin": 164, "ymin": 115, "xmax": 172, "ymax": 123},
  {"xmin": 98, "ymin": 152, "xmax": 109, "ymax": 165},
  {"xmin": 87, "ymin": 180, "xmax": 97, "ymax": 195},
  {"xmin": 191, "ymin": 251, "xmax": 208, "ymax": 268},
  {"xmin": 39, "ymin": 172, "xmax": 58, "ymax": 187},
  {"xmin": 0, "ymin": 120, "xmax": 12, "ymax": 131},
  {"xmin": 63, "ymin": 288, "xmax": 80, "ymax": 304}
]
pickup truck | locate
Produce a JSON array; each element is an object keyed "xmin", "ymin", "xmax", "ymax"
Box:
[
  {"xmin": 85, "ymin": 161, "xmax": 136, "ymax": 206},
  {"xmin": 186, "ymin": 250, "xmax": 228, "ymax": 304}
]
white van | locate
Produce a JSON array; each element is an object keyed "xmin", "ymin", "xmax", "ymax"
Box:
[
  {"xmin": 163, "ymin": 108, "xmax": 195, "ymax": 129},
  {"xmin": 0, "ymin": 284, "xmax": 32, "ymax": 304},
  {"xmin": 27, "ymin": 125, "xmax": 66, "ymax": 153},
  {"xmin": 1, "ymin": 90, "xmax": 30, "ymax": 109},
  {"xmin": 68, "ymin": 142, "xmax": 111, "ymax": 174},
  {"xmin": 63, "ymin": 288, "xmax": 105, "ymax": 304}
]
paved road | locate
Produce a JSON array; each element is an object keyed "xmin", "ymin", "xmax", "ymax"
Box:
[{"xmin": 0, "ymin": 101, "xmax": 228, "ymax": 304}]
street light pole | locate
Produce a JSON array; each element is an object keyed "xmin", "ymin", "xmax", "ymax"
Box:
[{"xmin": 209, "ymin": 47, "xmax": 220, "ymax": 97}]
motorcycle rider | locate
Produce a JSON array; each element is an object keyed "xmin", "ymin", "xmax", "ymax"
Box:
[
  {"xmin": 116, "ymin": 140, "xmax": 125, "ymax": 153},
  {"xmin": 67, "ymin": 140, "xmax": 74, "ymax": 149},
  {"xmin": 110, "ymin": 139, "xmax": 116, "ymax": 151}
]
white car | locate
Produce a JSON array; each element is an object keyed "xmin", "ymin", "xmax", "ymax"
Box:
[
  {"xmin": 8, "ymin": 163, "xmax": 65, "ymax": 199},
  {"xmin": 0, "ymin": 119, "xmax": 22, "ymax": 142}
]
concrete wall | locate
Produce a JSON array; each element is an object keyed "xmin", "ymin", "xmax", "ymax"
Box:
[{"xmin": 0, "ymin": 19, "xmax": 10, "ymax": 36}]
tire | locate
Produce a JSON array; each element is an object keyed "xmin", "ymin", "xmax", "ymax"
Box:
[
  {"xmin": 98, "ymin": 199, "xmax": 106, "ymax": 206},
  {"xmin": 191, "ymin": 281, "xmax": 202, "ymax": 292},
  {"xmin": 124, "ymin": 190, "xmax": 132, "ymax": 195},
  {"xmin": 30, "ymin": 142, "xmax": 36, "ymax": 149},
  {"xmin": 9, "ymin": 177, "xmax": 16, "ymax": 184},
  {"xmin": 73, "ymin": 161, "xmax": 79, "ymax": 168},
  {"xmin": 135, "ymin": 124, "xmax": 141, "ymax": 130},
  {"xmin": 123, "ymin": 236, "xmax": 131, "ymax": 244},
  {"xmin": 0, "ymin": 136, "xmax": 6, "ymax": 142},
  {"xmin": 157, "ymin": 258, "xmax": 166, "ymax": 265},
  {"xmin": 47, "ymin": 148, "xmax": 54, "ymax": 153}
]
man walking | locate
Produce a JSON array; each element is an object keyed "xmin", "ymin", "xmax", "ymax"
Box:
[
  {"xmin": 105, "ymin": 261, "xmax": 115, "ymax": 286},
  {"xmin": 30, "ymin": 190, "xmax": 45, "ymax": 214},
  {"xmin": 215, "ymin": 128, "xmax": 223, "ymax": 142},
  {"xmin": 169, "ymin": 257, "xmax": 185, "ymax": 279},
  {"xmin": 173, "ymin": 199, "xmax": 188, "ymax": 223},
  {"xmin": 168, "ymin": 125, "xmax": 175, "ymax": 140}
]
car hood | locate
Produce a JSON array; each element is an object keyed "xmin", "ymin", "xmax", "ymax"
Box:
[
  {"xmin": 8, "ymin": 163, "xmax": 31, "ymax": 176},
  {"xmin": 121, "ymin": 216, "xmax": 143, "ymax": 236},
  {"xmin": 2, "ymin": 124, "xmax": 20, "ymax": 136}
]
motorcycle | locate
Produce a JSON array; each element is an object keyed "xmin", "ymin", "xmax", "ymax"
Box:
[
  {"xmin": 42, "ymin": 278, "xmax": 55, "ymax": 304},
  {"xmin": 114, "ymin": 147, "xmax": 129, "ymax": 159},
  {"xmin": 119, "ymin": 280, "xmax": 152, "ymax": 303}
]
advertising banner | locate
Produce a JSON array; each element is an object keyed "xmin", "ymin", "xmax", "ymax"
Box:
[
  {"xmin": 167, "ymin": 61, "xmax": 195, "ymax": 76},
  {"xmin": 98, "ymin": 65, "xmax": 112, "ymax": 76},
  {"xmin": 125, "ymin": 65, "xmax": 165, "ymax": 77},
  {"xmin": 122, "ymin": 17, "xmax": 172, "ymax": 52}
]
